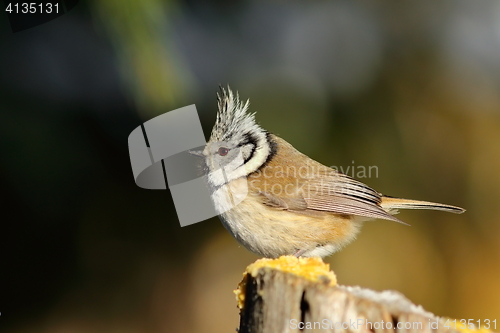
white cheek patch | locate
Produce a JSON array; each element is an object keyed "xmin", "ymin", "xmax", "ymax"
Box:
[
  {"xmin": 207, "ymin": 149, "xmax": 246, "ymax": 187},
  {"xmin": 211, "ymin": 135, "xmax": 270, "ymax": 185},
  {"xmin": 239, "ymin": 137, "xmax": 270, "ymax": 175},
  {"xmin": 207, "ymin": 149, "xmax": 250, "ymax": 213}
]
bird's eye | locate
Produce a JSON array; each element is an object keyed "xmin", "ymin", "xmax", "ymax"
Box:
[{"xmin": 218, "ymin": 147, "xmax": 229, "ymax": 156}]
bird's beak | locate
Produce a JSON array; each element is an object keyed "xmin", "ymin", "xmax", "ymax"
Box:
[{"xmin": 188, "ymin": 149, "xmax": 204, "ymax": 157}]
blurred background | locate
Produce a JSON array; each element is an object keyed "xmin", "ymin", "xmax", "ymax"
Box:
[{"xmin": 1, "ymin": 0, "xmax": 500, "ymax": 332}]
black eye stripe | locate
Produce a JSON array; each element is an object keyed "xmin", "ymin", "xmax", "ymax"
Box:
[
  {"xmin": 238, "ymin": 132, "xmax": 256, "ymax": 147},
  {"xmin": 243, "ymin": 144, "xmax": 255, "ymax": 164},
  {"xmin": 239, "ymin": 132, "xmax": 258, "ymax": 164}
]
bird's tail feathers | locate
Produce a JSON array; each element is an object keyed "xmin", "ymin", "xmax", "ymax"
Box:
[{"xmin": 380, "ymin": 196, "xmax": 465, "ymax": 214}]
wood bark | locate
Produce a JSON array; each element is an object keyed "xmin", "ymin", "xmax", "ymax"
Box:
[{"xmin": 237, "ymin": 263, "xmax": 488, "ymax": 333}]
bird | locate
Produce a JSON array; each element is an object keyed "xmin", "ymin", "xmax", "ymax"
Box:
[{"xmin": 199, "ymin": 86, "xmax": 465, "ymax": 258}]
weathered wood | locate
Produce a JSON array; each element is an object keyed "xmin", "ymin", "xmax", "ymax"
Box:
[{"xmin": 235, "ymin": 256, "xmax": 493, "ymax": 333}]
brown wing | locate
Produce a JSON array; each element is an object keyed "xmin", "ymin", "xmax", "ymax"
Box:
[
  {"xmin": 302, "ymin": 171, "xmax": 406, "ymax": 223},
  {"xmin": 251, "ymin": 134, "xmax": 406, "ymax": 224},
  {"xmin": 256, "ymin": 169, "xmax": 405, "ymax": 224}
]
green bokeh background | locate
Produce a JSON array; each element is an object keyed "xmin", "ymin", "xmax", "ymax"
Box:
[{"xmin": 1, "ymin": 1, "xmax": 499, "ymax": 332}]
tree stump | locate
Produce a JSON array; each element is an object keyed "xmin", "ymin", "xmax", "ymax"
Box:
[{"xmin": 235, "ymin": 256, "xmax": 494, "ymax": 333}]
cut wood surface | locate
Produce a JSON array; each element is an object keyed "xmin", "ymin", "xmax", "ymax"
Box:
[{"xmin": 235, "ymin": 256, "xmax": 494, "ymax": 333}]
